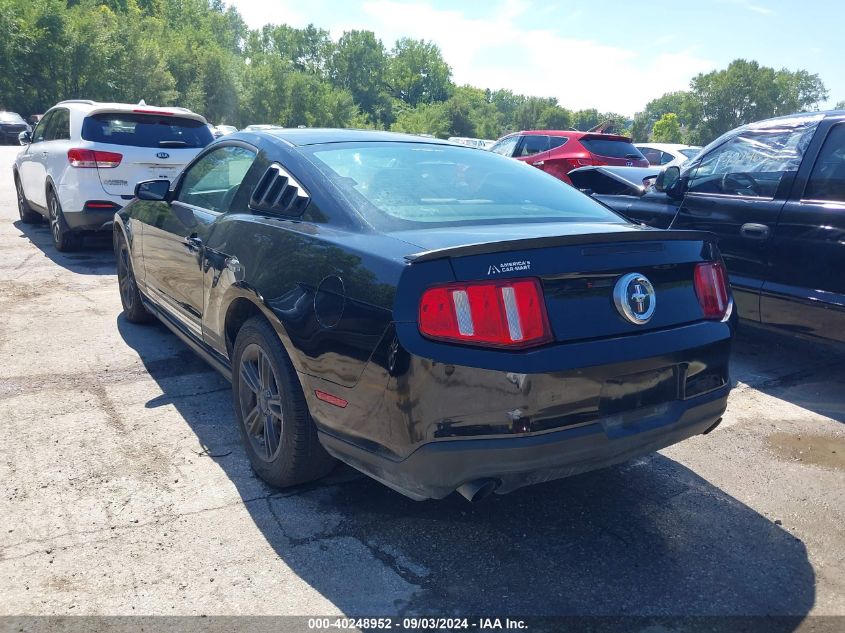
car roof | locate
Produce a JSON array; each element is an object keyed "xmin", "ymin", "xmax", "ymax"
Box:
[
  {"xmin": 262, "ymin": 128, "xmax": 454, "ymax": 147},
  {"xmin": 518, "ymin": 130, "xmax": 585, "ymax": 138},
  {"xmin": 49, "ymin": 100, "xmax": 204, "ymax": 121}
]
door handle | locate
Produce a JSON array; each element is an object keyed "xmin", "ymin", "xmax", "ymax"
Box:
[
  {"xmin": 740, "ymin": 223, "xmax": 770, "ymax": 240},
  {"xmin": 41, "ymin": 152, "xmax": 48, "ymax": 158},
  {"xmin": 183, "ymin": 235, "xmax": 203, "ymax": 252},
  {"xmin": 532, "ymin": 160, "xmax": 545, "ymax": 167}
]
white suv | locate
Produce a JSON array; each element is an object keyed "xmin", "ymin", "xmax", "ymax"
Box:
[{"xmin": 13, "ymin": 100, "xmax": 212, "ymax": 251}]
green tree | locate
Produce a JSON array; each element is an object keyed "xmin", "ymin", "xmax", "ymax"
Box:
[
  {"xmin": 688, "ymin": 59, "xmax": 827, "ymax": 143},
  {"xmin": 328, "ymin": 30, "xmax": 392, "ymax": 126},
  {"xmin": 651, "ymin": 113, "xmax": 683, "ymax": 143},
  {"xmin": 390, "ymin": 102, "xmax": 449, "ymax": 137},
  {"xmin": 388, "ymin": 38, "xmax": 452, "ymax": 107}
]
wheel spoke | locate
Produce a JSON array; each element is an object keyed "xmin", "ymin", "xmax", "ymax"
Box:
[
  {"xmin": 258, "ymin": 352, "xmax": 273, "ymax": 391},
  {"xmin": 263, "ymin": 414, "xmax": 279, "ymax": 458},
  {"xmin": 240, "ymin": 360, "xmax": 261, "ymax": 394},
  {"xmin": 266, "ymin": 395, "xmax": 283, "ymax": 420},
  {"xmin": 243, "ymin": 405, "xmax": 263, "ymax": 436}
]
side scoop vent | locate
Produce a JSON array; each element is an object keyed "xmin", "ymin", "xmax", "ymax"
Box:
[{"xmin": 249, "ymin": 163, "xmax": 310, "ymax": 215}]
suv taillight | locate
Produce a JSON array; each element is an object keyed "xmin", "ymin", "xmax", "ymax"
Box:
[
  {"xmin": 67, "ymin": 148, "xmax": 122, "ymax": 168},
  {"xmin": 419, "ymin": 278, "xmax": 552, "ymax": 349},
  {"xmin": 562, "ymin": 157, "xmax": 593, "ymax": 172},
  {"xmin": 694, "ymin": 262, "xmax": 731, "ymax": 320}
]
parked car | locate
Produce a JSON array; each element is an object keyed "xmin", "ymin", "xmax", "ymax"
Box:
[
  {"xmin": 569, "ymin": 165, "xmax": 678, "ymax": 228},
  {"xmin": 447, "ymin": 136, "xmax": 490, "ymax": 149},
  {"xmin": 489, "ymin": 130, "xmax": 648, "ymax": 184},
  {"xmin": 594, "ymin": 111, "xmax": 845, "ymax": 344},
  {"xmin": 635, "ymin": 143, "xmax": 701, "ymax": 168},
  {"xmin": 114, "ymin": 129, "xmax": 735, "ymax": 501},
  {"xmin": 242, "ymin": 124, "xmax": 283, "ymax": 132},
  {"xmin": 0, "ymin": 111, "xmax": 31, "ymax": 145},
  {"xmin": 13, "ymin": 99, "xmax": 212, "ymax": 251},
  {"xmin": 215, "ymin": 124, "xmax": 238, "ymax": 136}
]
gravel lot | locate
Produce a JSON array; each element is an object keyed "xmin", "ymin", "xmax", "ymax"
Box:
[{"xmin": 0, "ymin": 145, "xmax": 843, "ymax": 623}]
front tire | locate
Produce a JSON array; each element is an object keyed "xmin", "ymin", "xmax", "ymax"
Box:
[
  {"xmin": 15, "ymin": 175, "xmax": 40, "ymax": 224},
  {"xmin": 116, "ymin": 232, "xmax": 153, "ymax": 324},
  {"xmin": 47, "ymin": 188, "xmax": 81, "ymax": 252},
  {"xmin": 232, "ymin": 316, "xmax": 335, "ymax": 488}
]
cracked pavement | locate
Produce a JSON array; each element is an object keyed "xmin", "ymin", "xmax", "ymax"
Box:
[{"xmin": 0, "ymin": 146, "xmax": 843, "ymax": 619}]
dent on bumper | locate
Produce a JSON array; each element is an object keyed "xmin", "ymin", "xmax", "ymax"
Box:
[{"xmin": 318, "ymin": 385, "xmax": 728, "ymax": 500}]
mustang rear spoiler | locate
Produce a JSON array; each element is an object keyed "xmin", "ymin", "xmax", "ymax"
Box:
[{"xmin": 405, "ymin": 229, "xmax": 715, "ymax": 263}]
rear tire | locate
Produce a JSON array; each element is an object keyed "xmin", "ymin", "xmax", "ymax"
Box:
[
  {"xmin": 115, "ymin": 231, "xmax": 153, "ymax": 324},
  {"xmin": 232, "ymin": 316, "xmax": 335, "ymax": 488},
  {"xmin": 47, "ymin": 188, "xmax": 81, "ymax": 252},
  {"xmin": 15, "ymin": 175, "xmax": 40, "ymax": 224}
]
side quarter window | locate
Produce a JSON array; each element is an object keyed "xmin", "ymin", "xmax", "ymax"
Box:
[
  {"xmin": 176, "ymin": 145, "xmax": 257, "ymax": 212},
  {"xmin": 688, "ymin": 121, "xmax": 818, "ymax": 198},
  {"xmin": 803, "ymin": 124, "xmax": 845, "ymax": 203}
]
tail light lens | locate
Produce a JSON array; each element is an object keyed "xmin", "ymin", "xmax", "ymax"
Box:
[
  {"xmin": 694, "ymin": 262, "xmax": 731, "ymax": 320},
  {"xmin": 67, "ymin": 148, "xmax": 122, "ymax": 168},
  {"xmin": 419, "ymin": 278, "xmax": 552, "ymax": 349}
]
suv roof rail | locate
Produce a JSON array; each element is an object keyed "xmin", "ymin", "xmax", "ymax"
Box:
[{"xmin": 56, "ymin": 99, "xmax": 96, "ymax": 106}]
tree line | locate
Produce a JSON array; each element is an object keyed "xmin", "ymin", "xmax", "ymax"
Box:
[{"xmin": 0, "ymin": 0, "xmax": 837, "ymax": 145}]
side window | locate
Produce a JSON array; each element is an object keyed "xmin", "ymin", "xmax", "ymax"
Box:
[
  {"xmin": 46, "ymin": 109, "xmax": 70, "ymax": 141},
  {"xmin": 32, "ymin": 112, "xmax": 53, "ymax": 144},
  {"xmin": 803, "ymin": 125, "xmax": 845, "ymax": 203},
  {"xmin": 176, "ymin": 145, "xmax": 257, "ymax": 212},
  {"xmin": 548, "ymin": 136, "xmax": 568, "ymax": 150},
  {"xmin": 688, "ymin": 122, "xmax": 818, "ymax": 198},
  {"xmin": 659, "ymin": 151, "xmax": 675, "ymax": 165},
  {"xmin": 490, "ymin": 136, "xmax": 519, "ymax": 157},
  {"xmin": 516, "ymin": 135, "xmax": 550, "ymax": 157}
]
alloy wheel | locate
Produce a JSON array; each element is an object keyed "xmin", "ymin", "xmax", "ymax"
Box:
[
  {"xmin": 48, "ymin": 194, "xmax": 62, "ymax": 245},
  {"xmin": 237, "ymin": 343, "xmax": 285, "ymax": 462},
  {"xmin": 117, "ymin": 242, "xmax": 136, "ymax": 311}
]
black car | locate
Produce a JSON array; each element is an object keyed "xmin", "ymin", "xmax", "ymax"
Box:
[
  {"xmin": 0, "ymin": 111, "xmax": 31, "ymax": 144},
  {"xmin": 588, "ymin": 111, "xmax": 845, "ymax": 344},
  {"xmin": 114, "ymin": 129, "xmax": 735, "ymax": 501}
]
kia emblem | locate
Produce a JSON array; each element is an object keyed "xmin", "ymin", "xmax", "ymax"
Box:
[{"xmin": 156, "ymin": 152, "xmax": 170, "ymax": 159}]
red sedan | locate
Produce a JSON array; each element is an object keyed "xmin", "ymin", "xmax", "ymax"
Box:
[{"xmin": 490, "ymin": 130, "xmax": 648, "ymax": 184}]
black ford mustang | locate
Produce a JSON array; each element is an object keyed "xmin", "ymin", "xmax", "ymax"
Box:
[{"xmin": 114, "ymin": 129, "xmax": 735, "ymax": 501}]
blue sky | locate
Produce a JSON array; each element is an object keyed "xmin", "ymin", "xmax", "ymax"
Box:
[{"xmin": 228, "ymin": 0, "xmax": 844, "ymax": 116}]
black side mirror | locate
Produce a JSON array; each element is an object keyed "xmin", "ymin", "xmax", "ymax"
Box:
[
  {"xmin": 18, "ymin": 131, "xmax": 31, "ymax": 146},
  {"xmin": 135, "ymin": 179, "xmax": 171, "ymax": 202},
  {"xmin": 655, "ymin": 166, "xmax": 681, "ymax": 197}
]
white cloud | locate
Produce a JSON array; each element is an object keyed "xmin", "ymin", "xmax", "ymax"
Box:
[
  {"xmin": 350, "ymin": 1, "xmax": 715, "ymax": 115},
  {"xmin": 228, "ymin": 0, "xmax": 715, "ymax": 115}
]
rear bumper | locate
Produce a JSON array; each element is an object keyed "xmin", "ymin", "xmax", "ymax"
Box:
[
  {"xmin": 63, "ymin": 208, "xmax": 118, "ymax": 232},
  {"xmin": 319, "ymin": 385, "xmax": 728, "ymax": 500}
]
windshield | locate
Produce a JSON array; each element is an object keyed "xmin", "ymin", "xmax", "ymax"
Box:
[
  {"xmin": 306, "ymin": 142, "xmax": 624, "ymax": 230},
  {"xmin": 81, "ymin": 113, "xmax": 213, "ymax": 148},
  {"xmin": 0, "ymin": 112, "xmax": 26, "ymax": 124}
]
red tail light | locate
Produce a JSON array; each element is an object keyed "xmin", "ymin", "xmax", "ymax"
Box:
[
  {"xmin": 694, "ymin": 262, "xmax": 731, "ymax": 320},
  {"xmin": 419, "ymin": 278, "xmax": 552, "ymax": 349},
  {"xmin": 67, "ymin": 148, "xmax": 122, "ymax": 168}
]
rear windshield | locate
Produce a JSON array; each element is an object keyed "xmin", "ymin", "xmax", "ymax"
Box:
[
  {"xmin": 680, "ymin": 148, "xmax": 701, "ymax": 159},
  {"xmin": 581, "ymin": 138, "xmax": 645, "ymax": 160},
  {"xmin": 0, "ymin": 112, "xmax": 25, "ymax": 124},
  {"xmin": 81, "ymin": 113, "xmax": 213, "ymax": 148},
  {"xmin": 305, "ymin": 142, "xmax": 624, "ymax": 230}
]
